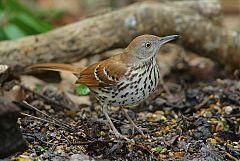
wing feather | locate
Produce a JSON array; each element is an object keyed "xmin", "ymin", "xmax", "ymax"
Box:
[{"xmin": 76, "ymin": 59, "xmax": 128, "ymax": 87}]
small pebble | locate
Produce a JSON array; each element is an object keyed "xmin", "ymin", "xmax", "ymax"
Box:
[
  {"xmin": 44, "ymin": 105, "xmax": 51, "ymax": 110},
  {"xmin": 203, "ymin": 111, "xmax": 212, "ymax": 117},
  {"xmin": 223, "ymin": 106, "xmax": 232, "ymax": 115},
  {"xmin": 48, "ymin": 109, "xmax": 55, "ymax": 113}
]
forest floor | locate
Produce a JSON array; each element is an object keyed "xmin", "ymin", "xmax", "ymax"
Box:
[{"xmin": 6, "ymin": 61, "xmax": 239, "ymax": 160}]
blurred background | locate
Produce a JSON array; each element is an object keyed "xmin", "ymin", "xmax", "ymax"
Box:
[{"xmin": 0, "ymin": 0, "xmax": 239, "ymax": 41}]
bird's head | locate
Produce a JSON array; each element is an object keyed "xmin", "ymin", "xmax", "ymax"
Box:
[{"xmin": 126, "ymin": 34, "xmax": 179, "ymax": 61}]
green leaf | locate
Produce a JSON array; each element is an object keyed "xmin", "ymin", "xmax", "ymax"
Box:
[
  {"xmin": 0, "ymin": 0, "xmax": 53, "ymax": 40},
  {"xmin": 10, "ymin": 17, "xmax": 37, "ymax": 35},
  {"xmin": 2, "ymin": 23, "xmax": 26, "ymax": 39},
  {"xmin": 0, "ymin": 10, "xmax": 5, "ymax": 20},
  {"xmin": 35, "ymin": 84, "xmax": 44, "ymax": 92},
  {"xmin": 4, "ymin": 0, "xmax": 32, "ymax": 15},
  {"xmin": 151, "ymin": 146, "xmax": 163, "ymax": 153},
  {"xmin": 219, "ymin": 117, "xmax": 229, "ymax": 130},
  {"xmin": 0, "ymin": 31, "xmax": 7, "ymax": 40},
  {"xmin": 75, "ymin": 84, "xmax": 90, "ymax": 96},
  {"xmin": 18, "ymin": 13, "xmax": 52, "ymax": 33},
  {"xmin": 36, "ymin": 145, "xmax": 48, "ymax": 153}
]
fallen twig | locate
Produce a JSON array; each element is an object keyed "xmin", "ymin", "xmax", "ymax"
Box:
[
  {"xmin": 21, "ymin": 85, "xmax": 74, "ymax": 110},
  {"xmin": 19, "ymin": 101, "xmax": 76, "ymax": 132},
  {"xmin": 225, "ymin": 151, "xmax": 239, "ymax": 161},
  {"xmin": 71, "ymin": 139, "xmax": 114, "ymax": 145}
]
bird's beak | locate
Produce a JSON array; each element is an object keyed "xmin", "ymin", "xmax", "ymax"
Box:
[{"xmin": 159, "ymin": 35, "xmax": 179, "ymax": 45}]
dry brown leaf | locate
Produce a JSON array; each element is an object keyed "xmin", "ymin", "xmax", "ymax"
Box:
[
  {"xmin": 3, "ymin": 85, "xmax": 26, "ymax": 101},
  {"xmin": 173, "ymin": 151, "xmax": 185, "ymax": 159}
]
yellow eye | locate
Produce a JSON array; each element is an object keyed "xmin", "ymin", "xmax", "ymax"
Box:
[{"xmin": 145, "ymin": 42, "xmax": 152, "ymax": 48}]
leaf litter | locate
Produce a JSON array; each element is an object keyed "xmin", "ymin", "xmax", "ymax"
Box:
[{"xmin": 1, "ymin": 58, "xmax": 240, "ymax": 161}]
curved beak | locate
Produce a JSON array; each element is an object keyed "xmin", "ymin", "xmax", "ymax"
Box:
[{"xmin": 159, "ymin": 35, "xmax": 179, "ymax": 45}]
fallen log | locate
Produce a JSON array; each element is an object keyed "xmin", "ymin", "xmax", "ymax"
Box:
[
  {"xmin": 0, "ymin": 1, "xmax": 239, "ymax": 69},
  {"xmin": 169, "ymin": 0, "xmax": 222, "ymax": 20}
]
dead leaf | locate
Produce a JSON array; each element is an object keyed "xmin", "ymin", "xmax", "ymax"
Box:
[
  {"xmin": 3, "ymin": 85, "xmax": 26, "ymax": 101},
  {"xmin": 173, "ymin": 151, "xmax": 185, "ymax": 159}
]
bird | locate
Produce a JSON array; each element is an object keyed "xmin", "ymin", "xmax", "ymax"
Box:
[{"xmin": 30, "ymin": 34, "xmax": 179, "ymax": 140}]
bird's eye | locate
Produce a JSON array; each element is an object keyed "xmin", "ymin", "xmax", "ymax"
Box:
[{"xmin": 145, "ymin": 42, "xmax": 152, "ymax": 48}]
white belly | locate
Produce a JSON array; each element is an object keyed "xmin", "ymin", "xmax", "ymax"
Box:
[{"xmin": 91, "ymin": 60, "xmax": 160, "ymax": 106}]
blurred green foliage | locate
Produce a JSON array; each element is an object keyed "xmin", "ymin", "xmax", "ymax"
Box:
[
  {"xmin": 0, "ymin": 0, "xmax": 54, "ymax": 40},
  {"xmin": 36, "ymin": 145, "xmax": 48, "ymax": 154},
  {"xmin": 75, "ymin": 84, "xmax": 90, "ymax": 96}
]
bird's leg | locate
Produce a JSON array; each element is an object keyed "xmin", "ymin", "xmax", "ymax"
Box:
[
  {"xmin": 120, "ymin": 107, "xmax": 145, "ymax": 136},
  {"xmin": 102, "ymin": 104, "xmax": 130, "ymax": 141}
]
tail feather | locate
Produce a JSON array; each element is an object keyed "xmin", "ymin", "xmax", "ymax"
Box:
[{"xmin": 30, "ymin": 63, "xmax": 83, "ymax": 75}]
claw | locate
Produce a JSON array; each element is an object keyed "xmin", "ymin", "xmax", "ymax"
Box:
[{"xmin": 121, "ymin": 107, "xmax": 146, "ymax": 137}]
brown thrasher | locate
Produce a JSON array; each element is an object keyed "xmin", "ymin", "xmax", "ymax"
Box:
[{"xmin": 31, "ymin": 34, "xmax": 178, "ymax": 140}]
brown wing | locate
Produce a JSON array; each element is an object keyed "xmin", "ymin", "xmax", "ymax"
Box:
[{"xmin": 76, "ymin": 59, "xmax": 128, "ymax": 87}]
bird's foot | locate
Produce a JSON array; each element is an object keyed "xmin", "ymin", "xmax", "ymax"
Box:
[
  {"xmin": 128, "ymin": 123, "xmax": 147, "ymax": 137},
  {"xmin": 121, "ymin": 107, "xmax": 147, "ymax": 137}
]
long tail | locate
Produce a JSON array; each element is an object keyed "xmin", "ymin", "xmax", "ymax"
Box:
[{"xmin": 30, "ymin": 63, "xmax": 83, "ymax": 75}]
